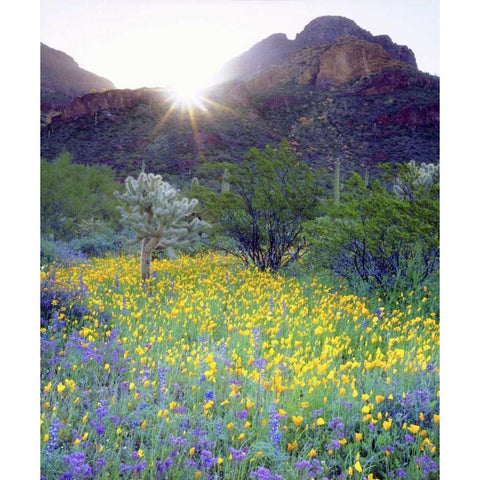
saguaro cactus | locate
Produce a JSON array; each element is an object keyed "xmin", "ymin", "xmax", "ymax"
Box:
[
  {"xmin": 116, "ymin": 172, "xmax": 208, "ymax": 280},
  {"xmin": 334, "ymin": 157, "xmax": 341, "ymax": 204},
  {"xmin": 221, "ymin": 168, "xmax": 231, "ymax": 193}
]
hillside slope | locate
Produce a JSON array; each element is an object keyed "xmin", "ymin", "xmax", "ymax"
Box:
[{"xmin": 41, "ymin": 43, "xmax": 115, "ymax": 112}]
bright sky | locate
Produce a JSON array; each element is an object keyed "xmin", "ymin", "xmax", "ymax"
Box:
[{"xmin": 41, "ymin": 0, "xmax": 439, "ymax": 91}]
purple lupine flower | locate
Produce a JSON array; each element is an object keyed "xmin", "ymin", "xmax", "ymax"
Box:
[
  {"xmin": 229, "ymin": 447, "xmax": 248, "ymax": 462},
  {"xmin": 310, "ymin": 408, "xmax": 324, "ymax": 418},
  {"xmin": 404, "ymin": 434, "xmax": 415, "ymax": 443},
  {"xmin": 119, "ymin": 460, "xmax": 146, "ymax": 473},
  {"xmin": 45, "ymin": 418, "xmax": 62, "ymax": 458},
  {"xmin": 252, "ymin": 358, "xmax": 268, "ymax": 370},
  {"xmin": 200, "ymin": 449, "xmax": 217, "ymax": 470},
  {"xmin": 328, "ymin": 416, "xmax": 345, "ymax": 438},
  {"xmin": 416, "ymin": 455, "xmax": 438, "ymax": 474},
  {"xmin": 237, "ymin": 410, "xmax": 249, "ymax": 421},
  {"xmin": 95, "ymin": 402, "xmax": 109, "ymax": 419},
  {"xmin": 62, "ymin": 452, "xmax": 93, "ymax": 477},
  {"xmin": 89, "ymin": 420, "xmax": 106, "ymax": 435},
  {"xmin": 109, "ymin": 415, "xmax": 120, "ymax": 425},
  {"xmin": 295, "ymin": 459, "xmax": 324, "ymax": 477},
  {"xmin": 205, "ymin": 390, "xmax": 215, "ymax": 401},
  {"xmin": 269, "ymin": 406, "xmax": 282, "ymax": 456},
  {"xmin": 251, "ymin": 466, "xmax": 285, "ymax": 479},
  {"xmin": 326, "ymin": 439, "xmax": 341, "ymax": 450},
  {"xmin": 185, "ymin": 460, "xmax": 198, "ymax": 469},
  {"xmin": 252, "ymin": 327, "xmax": 261, "ymax": 348},
  {"xmin": 216, "ymin": 421, "xmax": 223, "ymax": 437},
  {"xmin": 367, "ymin": 422, "xmax": 378, "ymax": 431},
  {"xmin": 382, "ymin": 445, "xmax": 395, "ymax": 454},
  {"xmin": 156, "ymin": 457, "xmax": 174, "ymax": 473},
  {"xmin": 295, "ymin": 460, "xmax": 312, "ymax": 470}
]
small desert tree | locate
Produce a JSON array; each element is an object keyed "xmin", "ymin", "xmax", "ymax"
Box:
[
  {"xmin": 195, "ymin": 140, "xmax": 321, "ymax": 272},
  {"xmin": 116, "ymin": 172, "xmax": 208, "ymax": 280}
]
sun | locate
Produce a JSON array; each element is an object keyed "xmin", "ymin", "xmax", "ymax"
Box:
[{"xmin": 168, "ymin": 81, "xmax": 207, "ymax": 110}]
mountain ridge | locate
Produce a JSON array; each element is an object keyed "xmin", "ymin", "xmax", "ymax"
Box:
[
  {"xmin": 215, "ymin": 15, "xmax": 417, "ymax": 85},
  {"xmin": 41, "ymin": 42, "xmax": 115, "ymax": 112}
]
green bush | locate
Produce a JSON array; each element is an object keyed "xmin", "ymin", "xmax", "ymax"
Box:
[
  {"xmin": 304, "ymin": 169, "xmax": 439, "ymax": 295},
  {"xmin": 41, "ymin": 151, "xmax": 120, "ymax": 241},
  {"xmin": 194, "ymin": 140, "xmax": 321, "ymax": 272}
]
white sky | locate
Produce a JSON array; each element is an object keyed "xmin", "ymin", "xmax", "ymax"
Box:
[{"xmin": 40, "ymin": 0, "xmax": 440, "ymax": 90}]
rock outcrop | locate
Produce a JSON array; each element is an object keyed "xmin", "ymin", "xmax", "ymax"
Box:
[
  {"xmin": 294, "ymin": 16, "xmax": 417, "ymax": 68},
  {"xmin": 216, "ymin": 15, "xmax": 417, "ymax": 84},
  {"xmin": 246, "ymin": 36, "xmax": 411, "ymax": 90},
  {"xmin": 61, "ymin": 88, "xmax": 163, "ymax": 121}
]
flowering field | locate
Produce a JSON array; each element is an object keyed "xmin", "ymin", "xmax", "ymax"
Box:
[{"xmin": 40, "ymin": 253, "xmax": 439, "ymax": 479}]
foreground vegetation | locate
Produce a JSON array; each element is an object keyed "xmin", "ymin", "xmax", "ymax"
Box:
[
  {"xmin": 41, "ymin": 253, "xmax": 439, "ymax": 479},
  {"xmin": 40, "ymin": 140, "xmax": 439, "ymax": 478}
]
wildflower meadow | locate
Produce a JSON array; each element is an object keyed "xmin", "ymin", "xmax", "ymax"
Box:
[{"xmin": 40, "ymin": 252, "xmax": 439, "ymax": 479}]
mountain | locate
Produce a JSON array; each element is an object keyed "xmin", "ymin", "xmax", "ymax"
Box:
[
  {"xmin": 41, "ymin": 43, "xmax": 115, "ymax": 112},
  {"xmin": 40, "ymin": 17, "xmax": 438, "ymax": 185},
  {"xmin": 215, "ymin": 16, "xmax": 417, "ymax": 84}
]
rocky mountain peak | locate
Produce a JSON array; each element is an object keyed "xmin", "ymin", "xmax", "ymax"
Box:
[
  {"xmin": 295, "ymin": 15, "xmax": 362, "ymax": 46},
  {"xmin": 215, "ymin": 16, "xmax": 417, "ymax": 84}
]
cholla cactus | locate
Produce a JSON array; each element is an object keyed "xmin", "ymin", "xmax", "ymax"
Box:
[
  {"xmin": 393, "ymin": 160, "xmax": 439, "ymax": 201},
  {"xmin": 116, "ymin": 172, "xmax": 208, "ymax": 280}
]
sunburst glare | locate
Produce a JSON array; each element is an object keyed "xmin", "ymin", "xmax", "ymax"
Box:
[{"xmin": 169, "ymin": 82, "xmax": 207, "ymax": 110}]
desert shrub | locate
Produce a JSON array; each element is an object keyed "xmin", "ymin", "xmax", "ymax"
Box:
[
  {"xmin": 195, "ymin": 140, "xmax": 321, "ymax": 272},
  {"xmin": 41, "ymin": 231, "xmax": 125, "ymax": 265},
  {"xmin": 305, "ymin": 170, "xmax": 439, "ymax": 295},
  {"xmin": 41, "ymin": 151, "xmax": 120, "ymax": 241}
]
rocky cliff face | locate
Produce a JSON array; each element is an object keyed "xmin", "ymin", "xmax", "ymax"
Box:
[
  {"xmin": 246, "ymin": 36, "xmax": 411, "ymax": 90},
  {"xmin": 294, "ymin": 16, "xmax": 416, "ymax": 68},
  {"xmin": 216, "ymin": 15, "xmax": 417, "ymax": 84},
  {"xmin": 61, "ymin": 88, "xmax": 163, "ymax": 120},
  {"xmin": 41, "ymin": 43, "xmax": 115, "ymax": 112}
]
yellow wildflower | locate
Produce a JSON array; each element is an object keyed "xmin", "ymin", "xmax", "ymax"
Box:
[
  {"xmin": 291, "ymin": 415, "xmax": 303, "ymax": 426},
  {"xmin": 408, "ymin": 424, "xmax": 420, "ymax": 434},
  {"xmin": 287, "ymin": 440, "xmax": 298, "ymax": 451}
]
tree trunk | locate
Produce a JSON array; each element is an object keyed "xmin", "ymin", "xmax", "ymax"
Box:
[{"xmin": 141, "ymin": 237, "xmax": 157, "ymax": 280}]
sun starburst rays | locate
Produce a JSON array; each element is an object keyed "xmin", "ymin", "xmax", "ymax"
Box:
[{"xmin": 148, "ymin": 86, "xmax": 231, "ymax": 157}]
